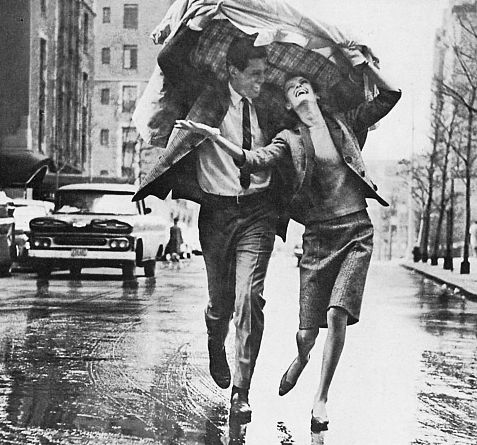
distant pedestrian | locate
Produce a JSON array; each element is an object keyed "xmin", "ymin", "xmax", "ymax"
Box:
[
  {"xmin": 469, "ymin": 221, "xmax": 477, "ymax": 257},
  {"xmin": 165, "ymin": 216, "xmax": 183, "ymax": 263}
]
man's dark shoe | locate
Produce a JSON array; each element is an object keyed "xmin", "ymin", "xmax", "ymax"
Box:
[
  {"xmin": 230, "ymin": 390, "xmax": 252, "ymax": 423},
  {"xmin": 208, "ymin": 341, "xmax": 231, "ymax": 389}
]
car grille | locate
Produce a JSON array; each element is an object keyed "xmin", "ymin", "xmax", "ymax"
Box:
[{"xmin": 54, "ymin": 236, "xmax": 107, "ymax": 246}]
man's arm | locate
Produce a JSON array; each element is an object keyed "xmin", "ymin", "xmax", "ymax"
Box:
[{"xmin": 174, "ymin": 120, "xmax": 290, "ymax": 172}]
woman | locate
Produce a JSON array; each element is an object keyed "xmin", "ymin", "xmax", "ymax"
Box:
[{"xmin": 175, "ymin": 58, "xmax": 400, "ymax": 432}]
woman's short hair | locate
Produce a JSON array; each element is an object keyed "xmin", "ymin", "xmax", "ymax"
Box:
[{"xmin": 226, "ymin": 37, "xmax": 267, "ymax": 72}]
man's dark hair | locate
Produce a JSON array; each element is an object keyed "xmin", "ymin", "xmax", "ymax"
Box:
[{"xmin": 226, "ymin": 37, "xmax": 267, "ymax": 71}]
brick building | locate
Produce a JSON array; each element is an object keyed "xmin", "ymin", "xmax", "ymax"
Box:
[
  {"xmin": 0, "ymin": 0, "xmax": 95, "ymax": 196},
  {"xmin": 91, "ymin": 0, "xmax": 174, "ymax": 181}
]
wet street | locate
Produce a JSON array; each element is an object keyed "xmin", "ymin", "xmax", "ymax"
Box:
[{"xmin": 0, "ymin": 255, "xmax": 475, "ymax": 445}]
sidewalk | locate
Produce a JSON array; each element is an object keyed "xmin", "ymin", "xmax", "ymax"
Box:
[{"xmin": 401, "ymin": 257, "xmax": 477, "ymax": 300}]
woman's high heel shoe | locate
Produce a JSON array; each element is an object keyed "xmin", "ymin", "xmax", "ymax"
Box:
[{"xmin": 278, "ymin": 354, "xmax": 310, "ymax": 396}]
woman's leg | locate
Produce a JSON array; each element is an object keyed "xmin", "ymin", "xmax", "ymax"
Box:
[
  {"xmin": 312, "ymin": 307, "xmax": 348, "ymax": 422},
  {"xmin": 279, "ymin": 327, "xmax": 319, "ymax": 394}
]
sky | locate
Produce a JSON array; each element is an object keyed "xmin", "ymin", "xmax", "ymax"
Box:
[{"xmin": 295, "ymin": 0, "xmax": 450, "ymax": 161}]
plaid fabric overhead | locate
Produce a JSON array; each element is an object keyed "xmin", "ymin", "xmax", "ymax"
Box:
[{"xmin": 190, "ymin": 20, "xmax": 342, "ymax": 96}]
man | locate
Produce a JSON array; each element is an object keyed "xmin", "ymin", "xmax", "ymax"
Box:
[
  {"xmin": 134, "ymin": 37, "xmax": 284, "ymax": 422},
  {"xmin": 175, "ymin": 56, "xmax": 401, "ymax": 432}
]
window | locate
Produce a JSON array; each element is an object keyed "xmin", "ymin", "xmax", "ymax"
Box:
[
  {"xmin": 40, "ymin": 0, "xmax": 47, "ymax": 16},
  {"xmin": 100, "ymin": 129, "xmax": 109, "ymax": 146},
  {"xmin": 122, "ymin": 86, "xmax": 137, "ymax": 112},
  {"xmin": 83, "ymin": 13, "xmax": 89, "ymax": 52},
  {"xmin": 123, "ymin": 4, "xmax": 138, "ymax": 29},
  {"xmin": 102, "ymin": 7, "xmax": 111, "ymax": 23},
  {"xmin": 101, "ymin": 47, "xmax": 110, "ymax": 65},
  {"xmin": 101, "ymin": 88, "xmax": 110, "ymax": 105},
  {"xmin": 123, "ymin": 45, "xmax": 137, "ymax": 69},
  {"xmin": 122, "ymin": 127, "xmax": 137, "ymax": 177}
]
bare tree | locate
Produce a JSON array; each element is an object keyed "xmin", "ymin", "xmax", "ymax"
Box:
[
  {"xmin": 430, "ymin": 100, "xmax": 459, "ymax": 265},
  {"xmin": 437, "ymin": 11, "xmax": 477, "ymax": 273}
]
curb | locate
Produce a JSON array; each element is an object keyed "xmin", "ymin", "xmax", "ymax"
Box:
[{"xmin": 401, "ymin": 263, "xmax": 477, "ymax": 301}]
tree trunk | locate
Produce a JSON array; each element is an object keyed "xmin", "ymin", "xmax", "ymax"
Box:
[
  {"xmin": 460, "ymin": 107, "xmax": 473, "ymax": 274},
  {"xmin": 431, "ymin": 141, "xmax": 451, "ymax": 265}
]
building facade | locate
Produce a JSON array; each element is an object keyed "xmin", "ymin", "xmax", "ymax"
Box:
[
  {"xmin": 0, "ymin": 0, "xmax": 95, "ymax": 192},
  {"xmin": 91, "ymin": 0, "xmax": 174, "ymax": 181}
]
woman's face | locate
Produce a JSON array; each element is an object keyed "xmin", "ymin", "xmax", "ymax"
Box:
[{"xmin": 284, "ymin": 76, "xmax": 316, "ymax": 110}]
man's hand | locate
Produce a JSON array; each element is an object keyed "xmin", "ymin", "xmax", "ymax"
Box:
[{"xmin": 174, "ymin": 120, "xmax": 221, "ymax": 140}]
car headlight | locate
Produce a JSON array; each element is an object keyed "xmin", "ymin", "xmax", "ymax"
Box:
[
  {"xmin": 32, "ymin": 238, "xmax": 51, "ymax": 248},
  {"xmin": 109, "ymin": 238, "xmax": 130, "ymax": 250}
]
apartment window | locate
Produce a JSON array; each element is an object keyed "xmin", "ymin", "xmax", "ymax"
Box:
[
  {"xmin": 83, "ymin": 13, "xmax": 89, "ymax": 52},
  {"xmin": 101, "ymin": 47, "xmax": 111, "ymax": 64},
  {"xmin": 122, "ymin": 127, "xmax": 137, "ymax": 177},
  {"xmin": 122, "ymin": 86, "xmax": 137, "ymax": 112},
  {"xmin": 123, "ymin": 4, "xmax": 138, "ymax": 29},
  {"xmin": 123, "ymin": 45, "xmax": 137, "ymax": 69},
  {"xmin": 41, "ymin": 0, "xmax": 47, "ymax": 16},
  {"xmin": 103, "ymin": 7, "xmax": 111, "ymax": 23},
  {"xmin": 100, "ymin": 129, "xmax": 109, "ymax": 146},
  {"xmin": 101, "ymin": 88, "xmax": 110, "ymax": 105}
]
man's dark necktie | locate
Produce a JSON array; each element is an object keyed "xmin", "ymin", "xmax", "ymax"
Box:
[{"xmin": 240, "ymin": 97, "xmax": 252, "ymax": 189}]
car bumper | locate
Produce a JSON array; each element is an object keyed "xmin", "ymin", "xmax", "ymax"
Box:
[{"xmin": 29, "ymin": 250, "xmax": 136, "ymax": 261}]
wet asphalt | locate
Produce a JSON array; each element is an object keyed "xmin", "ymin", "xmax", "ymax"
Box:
[{"xmin": 0, "ymin": 255, "xmax": 475, "ymax": 445}]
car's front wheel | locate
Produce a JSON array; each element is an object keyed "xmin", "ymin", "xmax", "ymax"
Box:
[
  {"xmin": 143, "ymin": 260, "xmax": 156, "ymax": 278},
  {"xmin": 70, "ymin": 265, "xmax": 82, "ymax": 279},
  {"xmin": 122, "ymin": 262, "xmax": 136, "ymax": 280},
  {"xmin": 36, "ymin": 262, "xmax": 52, "ymax": 278}
]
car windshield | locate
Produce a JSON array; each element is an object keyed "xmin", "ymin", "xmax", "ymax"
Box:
[{"xmin": 55, "ymin": 191, "xmax": 137, "ymax": 215}]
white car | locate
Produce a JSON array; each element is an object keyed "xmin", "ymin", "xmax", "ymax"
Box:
[
  {"xmin": 28, "ymin": 184, "xmax": 168, "ymax": 279},
  {"xmin": 0, "ymin": 191, "xmax": 15, "ymax": 276},
  {"xmin": 12, "ymin": 199, "xmax": 54, "ymax": 267}
]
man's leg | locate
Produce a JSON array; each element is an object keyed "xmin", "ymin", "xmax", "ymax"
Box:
[
  {"xmin": 312, "ymin": 307, "xmax": 348, "ymax": 423},
  {"xmin": 199, "ymin": 206, "xmax": 236, "ymax": 389},
  {"xmin": 230, "ymin": 203, "xmax": 276, "ymax": 420},
  {"xmin": 232, "ymin": 208, "xmax": 276, "ymax": 391}
]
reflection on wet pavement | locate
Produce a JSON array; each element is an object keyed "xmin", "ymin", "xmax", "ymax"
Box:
[
  {"xmin": 412, "ymin": 279, "xmax": 477, "ymax": 445},
  {"xmin": 0, "ymin": 260, "xmax": 475, "ymax": 444}
]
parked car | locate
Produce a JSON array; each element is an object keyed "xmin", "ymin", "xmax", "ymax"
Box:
[
  {"xmin": 12, "ymin": 199, "xmax": 54, "ymax": 267},
  {"xmin": 28, "ymin": 183, "xmax": 168, "ymax": 279},
  {"xmin": 0, "ymin": 191, "xmax": 15, "ymax": 276}
]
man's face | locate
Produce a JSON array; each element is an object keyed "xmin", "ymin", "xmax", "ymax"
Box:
[
  {"xmin": 284, "ymin": 76, "xmax": 316, "ymax": 110},
  {"xmin": 229, "ymin": 58, "xmax": 267, "ymax": 99}
]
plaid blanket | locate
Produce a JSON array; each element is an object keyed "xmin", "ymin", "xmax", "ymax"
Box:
[{"xmin": 189, "ymin": 20, "xmax": 351, "ymax": 102}]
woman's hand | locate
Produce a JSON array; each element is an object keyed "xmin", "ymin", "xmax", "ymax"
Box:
[{"xmin": 174, "ymin": 120, "xmax": 221, "ymax": 140}]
